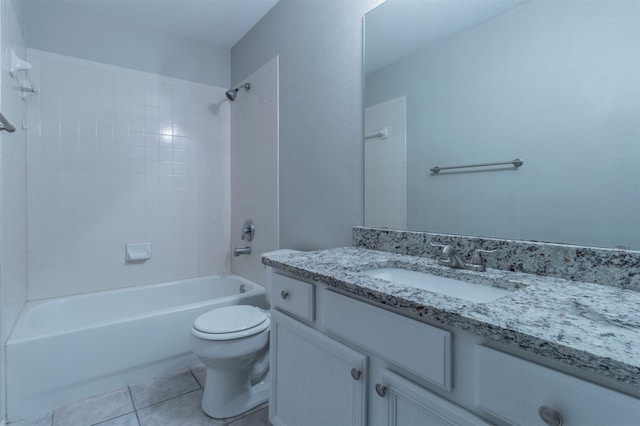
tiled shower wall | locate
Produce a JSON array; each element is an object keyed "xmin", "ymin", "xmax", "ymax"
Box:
[{"xmin": 26, "ymin": 49, "xmax": 231, "ymax": 300}]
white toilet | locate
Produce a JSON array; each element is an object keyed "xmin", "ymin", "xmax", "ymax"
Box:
[
  {"xmin": 190, "ymin": 250, "xmax": 299, "ymax": 419},
  {"xmin": 191, "ymin": 304, "xmax": 270, "ymax": 418}
]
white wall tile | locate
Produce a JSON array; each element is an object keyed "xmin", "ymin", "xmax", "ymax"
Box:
[{"xmin": 26, "ymin": 49, "xmax": 231, "ymax": 300}]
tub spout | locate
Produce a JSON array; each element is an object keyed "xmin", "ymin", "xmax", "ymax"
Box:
[{"xmin": 234, "ymin": 247, "xmax": 251, "ymax": 256}]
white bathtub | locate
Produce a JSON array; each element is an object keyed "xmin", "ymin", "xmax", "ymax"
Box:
[{"xmin": 6, "ymin": 274, "xmax": 267, "ymax": 421}]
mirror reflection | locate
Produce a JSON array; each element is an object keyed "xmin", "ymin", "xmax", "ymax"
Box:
[{"xmin": 364, "ymin": 0, "xmax": 640, "ymax": 249}]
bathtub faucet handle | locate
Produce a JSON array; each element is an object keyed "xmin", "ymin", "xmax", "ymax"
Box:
[{"xmin": 241, "ymin": 219, "xmax": 255, "ymax": 242}]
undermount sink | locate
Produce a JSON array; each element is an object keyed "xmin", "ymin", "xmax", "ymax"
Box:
[{"xmin": 357, "ymin": 267, "xmax": 512, "ymax": 303}]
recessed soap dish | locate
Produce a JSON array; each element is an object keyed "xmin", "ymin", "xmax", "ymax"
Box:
[{"xmin": 126, "ymin": 242, "xmax": 151, "ymax": 262}]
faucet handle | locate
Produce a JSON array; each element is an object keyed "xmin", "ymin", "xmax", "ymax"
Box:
[
  {"xmin": 470, "ymin": 249, "xmax": 496, "ymax": 266},
  {"xmin": 241, "ymin": 219, "xmax": 255, "ymax": 241},
  {"xmin": 429, "ymin": 243, "xmax": 450, "ymax": 258},
  {"xmin": 429, "ymin": 242, "xmax": 448, "ymax": 253}
]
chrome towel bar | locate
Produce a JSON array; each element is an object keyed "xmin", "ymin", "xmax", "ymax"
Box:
[
  {"xmin": 430, "ymin": 159, "xmax": 523, "ymax": 174},
  {"xmin": 0, "ymin": 113, "xmax": 16, "ymax": 133}
]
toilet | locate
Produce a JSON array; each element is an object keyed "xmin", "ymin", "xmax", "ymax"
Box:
[
  {"xmin": 191, "ymin": 305, "xmax": 270, "ymax": 419},
  {"xmin": 190, "ymin": 250, "xmax": 298, "ymax": 419}
]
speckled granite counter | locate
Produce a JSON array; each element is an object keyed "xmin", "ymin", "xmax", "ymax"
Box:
[
  {"xmin": 353, "ymin": 227, "xmax": 640, "ymax": 291},
  {"xmin": 262, "ymin": 247, "xmax": 640, "ymax": 391}
]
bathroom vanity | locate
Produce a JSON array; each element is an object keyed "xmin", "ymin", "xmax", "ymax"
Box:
[{"xmin": 263, "ymin": 229, "xmax": 640, "ymax": 426}]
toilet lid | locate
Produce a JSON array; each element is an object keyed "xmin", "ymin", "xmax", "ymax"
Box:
[{"xmin": 193, "ymin": 305, "xmax": 266, "ymax": 335}]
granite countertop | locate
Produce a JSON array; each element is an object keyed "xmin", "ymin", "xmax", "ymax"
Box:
[{"xmin": 262, "ymin": 247, "xmax": 640, "ymax": 390}]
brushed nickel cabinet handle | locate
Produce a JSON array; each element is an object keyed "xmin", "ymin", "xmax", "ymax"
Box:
[
  {"xmin": 538, "ymin": 406, "xmax": 563, "ymax": 426},
  {"xmin": 375, "ymin": 384, "xmax": 387, "ymax": 397},
  {"xmin": 350, "ymin": 368, "xmax": 361, "ymax": 380}
]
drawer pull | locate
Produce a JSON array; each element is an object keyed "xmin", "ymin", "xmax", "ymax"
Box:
[
  {"xmin": 280, "ymin": 290, "xmax": 289, "ymax": 299},
  {"xmin": 538, "ymin": 406, "xmax": 563, "ymax": 426},
  {"xmin": 375, "ymin": 384, "xmax": 387, "ymax": 397},
  {"xmin": 350, "ymin": 368, "xmax": 361, "ymax": 380}
]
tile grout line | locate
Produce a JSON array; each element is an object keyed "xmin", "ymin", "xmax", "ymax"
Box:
[
  {"xmin": 87, "ymin": 388, "xmax": 138, "ymax": 426},
  {"xmin": 127, "ymin": 386, "xmax": 142, "ymax": 426},
  {"xmin": 189, "ymin": 366, "xmax": 204, "ymax": 388},
  {"xmin": 89, "ymin": 412, "xmax": 135, "ymax": 426},
  {"xmin": 135, "ymin": 388, "xmax": 203, "ymax": 412}
]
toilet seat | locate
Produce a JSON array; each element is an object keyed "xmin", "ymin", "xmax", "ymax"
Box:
[{"xmin": 192, "ymin": 305, "xmax": 270, "ymax": 341}]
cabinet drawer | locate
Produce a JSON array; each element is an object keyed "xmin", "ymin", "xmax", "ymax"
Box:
[
  {"xmin": 271, "ymin": 273, "xmax": 314, "ymax": 322},
  {"xmin": 475, "ymin": 345, "xmax": 640, "ymax": 425},
  {"xmin": 323, "ymin": 290, "xmax": 451, "ymax": 390}
]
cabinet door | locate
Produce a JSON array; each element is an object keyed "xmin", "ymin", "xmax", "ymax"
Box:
[
  {"xmin": 270, "ymin": 310, "xmax": 367, "ymax": 426},
  {"xmin": 375, "ymin": 369, "xmax": 489, "ymax": 426}
]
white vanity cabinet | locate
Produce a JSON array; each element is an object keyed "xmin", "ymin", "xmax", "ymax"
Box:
[
  {"xmin": 269, "ymin": 271, "xmax": 487, "ymax": 426},
  {"xmin": 268, "ymin": 270, "xmax": 640, "ymax": 426},
  {"xmin": 270, "ymin": 309, "xmax": 367, "ymax": 426},
  {"xmin": 322, "ymin": 288, "xmax": 488, "ymax": 426}
]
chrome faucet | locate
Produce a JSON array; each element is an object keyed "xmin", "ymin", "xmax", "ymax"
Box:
[
  {"xmin": 438, "ymin": 245, "xmax": 467, "ymax": 269},
  {"xmin": 430, "ymin": 243, "xmax": 495, "ymax": 272}
]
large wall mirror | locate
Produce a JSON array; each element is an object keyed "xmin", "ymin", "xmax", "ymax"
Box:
[{"xmin": 364, "ymin": 0, "xmax": 640, "ymax": 249}]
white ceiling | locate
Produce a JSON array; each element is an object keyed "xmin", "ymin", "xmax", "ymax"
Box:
[{"xmin": 60, "ymin": 0, "xmax": 280, "ymax": 49}]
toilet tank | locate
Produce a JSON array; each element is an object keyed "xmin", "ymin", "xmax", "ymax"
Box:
[{"xmin": 262, "ymin": 250, "xmax": 301, "ymax": 306}]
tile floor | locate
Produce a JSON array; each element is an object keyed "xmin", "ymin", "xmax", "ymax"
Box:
[{"xmin": 9, "ymin": 365, "xmax": 270, "ymax": 426}]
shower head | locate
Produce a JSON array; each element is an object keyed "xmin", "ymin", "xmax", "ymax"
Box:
[
  {"xmin": 225, "ymin": 82, "xmax": 251, "ymax": 101},
  {"xmin": 225, "ymin": 88, "xmax": 238, "ymax": 101}
]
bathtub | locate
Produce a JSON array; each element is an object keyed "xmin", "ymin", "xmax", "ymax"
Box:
[{"xmin": 6, "ymin": 274, "xmax": 267, "ymax": 421}]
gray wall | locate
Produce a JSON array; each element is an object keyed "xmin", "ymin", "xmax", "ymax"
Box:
[
  {"xmin": 231, "ymin": 0, "xmax": 381, "ymax": 250},
  {"xmin": 23, "ymin": 1, "xmax": 230, "ymax": 87},
  {"xmin": 365, "ymin": 1, "xmax": 640, "ymax": 249}
]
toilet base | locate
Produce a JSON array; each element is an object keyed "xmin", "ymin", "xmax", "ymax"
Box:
[{"xmin": 201, "ymin": 370, "xmax": 270, "ymax": 419}]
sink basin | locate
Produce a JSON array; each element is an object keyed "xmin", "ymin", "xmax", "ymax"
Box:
[{"xmin": 357, "ymin": 268, "xmax": 512, "ymax": 303}]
